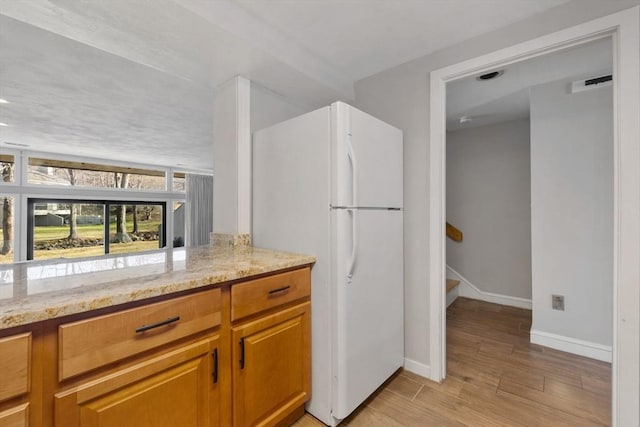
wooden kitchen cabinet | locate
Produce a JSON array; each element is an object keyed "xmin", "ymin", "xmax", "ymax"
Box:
[
  {"xmin": 0, "ymin": 329, "xmax": 40, "ymax": 427},
  {"xmin": 54, "ymin": 337, "xmax": 221, "ymax": 427},
  {"xmin": 231, "ymin": 269, "xmax": 311, "ymax": 427},
  {"xmin": 232, "ymin": 303, "xmax": 310, "ymax": 427},
  {"xmin": 0, "ymin": 265, "xmax": 312, "ymax": 427},
  {"xmin": 52, "ymin": 287, "xmax": 223, "ymax": 427}
]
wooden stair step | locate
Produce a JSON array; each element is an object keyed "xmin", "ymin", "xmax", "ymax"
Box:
[{"xmin": 446, "ymin": 279, "xmax": 460, "ymax": 293}]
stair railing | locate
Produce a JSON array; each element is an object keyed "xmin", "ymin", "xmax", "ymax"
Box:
[{"xmin": 446, "ymin": 222, "xmax": 463, "ymax": 242}]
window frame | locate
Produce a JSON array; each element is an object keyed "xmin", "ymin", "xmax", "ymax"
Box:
[
  {"xmin": 0, "ymin": 150, "xmax": 208, "ymax": 263},
  {"xmin": 26, "ymin": 198, "xmax": 167, "ymax": 260}
]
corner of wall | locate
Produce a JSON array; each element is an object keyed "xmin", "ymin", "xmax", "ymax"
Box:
[{"xmin": 403, "ymin": 358, "xmax": 431, "ymax": 379}]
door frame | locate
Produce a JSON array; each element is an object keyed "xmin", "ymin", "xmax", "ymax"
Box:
[{"xmin": 428, "ymin": 6, "xmax": 639, "ymax": 425}]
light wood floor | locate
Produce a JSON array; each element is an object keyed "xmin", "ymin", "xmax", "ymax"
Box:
[{"xmin": 293, "ymin": 297, "xmax": 611, "ymax": 426}]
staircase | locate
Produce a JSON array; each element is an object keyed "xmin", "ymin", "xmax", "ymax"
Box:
[
  {"xmin": 446, "ymin": 279, "xmax": 460, "ymax": 307},
  {"xmin": 446, "ymin": 222, "xmax": 462, "ymax": 307},
  {"xmin": 446, "ymin": 279, "xmax": 460, "ymax": 293}
]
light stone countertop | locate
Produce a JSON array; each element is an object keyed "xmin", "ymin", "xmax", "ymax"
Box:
[{"xmin": 0, "ymin": 245, "xmax": 316, "ymax": 330}]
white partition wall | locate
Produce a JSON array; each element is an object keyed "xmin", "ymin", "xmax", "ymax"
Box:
[{"xmin": 212, "ymin": 76, "xmax": 251, "ymax": 235}]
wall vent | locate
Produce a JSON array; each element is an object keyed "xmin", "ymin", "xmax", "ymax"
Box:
[{"xmin": 571, "ymin": 74, "xmax": 613, "ymax": 93}]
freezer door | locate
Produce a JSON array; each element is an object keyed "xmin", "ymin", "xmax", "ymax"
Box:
[
  {"xmin": 332, "ymin": 102, "xmax": 403, "ymax": 208},
  {"xmin": 332, "ymin": 208, "xmax": 404, "ymax": 421}
]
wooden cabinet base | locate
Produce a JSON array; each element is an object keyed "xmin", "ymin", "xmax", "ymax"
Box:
[{"xmin": 274, "ymin": 405, "xmax": 305, "ymax": 427}]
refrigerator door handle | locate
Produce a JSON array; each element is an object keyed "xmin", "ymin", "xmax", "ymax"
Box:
[
  {"xmin": 347, "ymin": 209, "xmax": 359, "ymax": 282},
  {"xmin": 346, "ymin": 135, "xmax": 358, "ymax": 207}
]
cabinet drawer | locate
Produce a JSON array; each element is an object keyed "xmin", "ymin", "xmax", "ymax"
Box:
[
  {"xmin": 0, "ymin": 333, "xmax": 31, "ymax": 402},
  {"xmin": 59, "ymin": 288, "xmax": 221, "ymax": 380},
  {"xmin": 231, "ymin": 268, "xmax": 310, "ymax": 321}
]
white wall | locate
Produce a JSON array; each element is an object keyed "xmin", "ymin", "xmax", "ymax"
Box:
[
  {"xmin": 212, "ymin": 77, "xmax": 247, "ymax": 234},
  {"xmin": 213, "ymin": 78, "xmax": 308, "ymax": 236},
  {"xmin": 446, "ymin": 119, "xmax": 531, "ymax": 299},
  {"xmin": 353, "ymin": 0, "xmax": 638, "ymax": 371},
  {"xmin": 250, "ymin": 82, "xmax": 312, "ymax": 132},
  {"xmin": 530, "ymin": 78, "xmax": 613, "ymax": 350}
]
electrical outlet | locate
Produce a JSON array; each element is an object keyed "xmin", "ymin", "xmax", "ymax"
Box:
[{"xmin": 552, "ymin": 295, "xmax": 565, "ymax": 311}]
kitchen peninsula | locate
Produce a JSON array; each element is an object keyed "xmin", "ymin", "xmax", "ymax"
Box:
[{"xmin": 0, "ymin": 242, "xmax": 315, "ymax": 427}]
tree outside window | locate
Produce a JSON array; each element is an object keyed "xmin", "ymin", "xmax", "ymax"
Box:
[{"xmin": 1, "ymin": 160, "xmax": 14, "ymax": 259}]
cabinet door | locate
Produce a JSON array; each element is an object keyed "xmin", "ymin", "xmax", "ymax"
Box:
[
  {"xmin": 55, "ymin": 337, "xmax": 221, "ymax": 427},
  {"xmin": 232, "ymin": 302, "xmax": 310, "ymax": 427},
  {"xmin": 0, "ymin": 332, "xmax": 33, "ymax": 427},
  {"xmin": 0, "ymin": 333, "xmax": 31, "ymax": 403},
  {"xmin": 0, "ymin": 403, "xmax": 29, "ymax": 427}
]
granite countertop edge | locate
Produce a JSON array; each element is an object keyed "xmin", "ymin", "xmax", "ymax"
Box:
[{"xmin": 0, "ymin": 246, "xmax": 316, "ymax": 331}]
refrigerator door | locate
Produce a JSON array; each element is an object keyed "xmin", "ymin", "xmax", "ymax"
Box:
[
  {"xmin": 332, "ymin": 102, "xmax": 403, "ymax": 209},
  {"xmin": 332, "ymin": 208, "xmax": 404, "ymax": 422}
]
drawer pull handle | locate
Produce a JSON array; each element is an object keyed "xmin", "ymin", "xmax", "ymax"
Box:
[
  {"xmin": 212, "ymin": 348, "xmax": 219, "ymax": 383},
  {"xmin": 239, "ymin": 337, "xmax": 245, "ymax": 369},
  {"xmin": 268, "ymin": 285, "xmax": 291, "ymax": 296},
  {"xmin": 135, "ymin": 316, "xmax": 180, "ymax": 333}
]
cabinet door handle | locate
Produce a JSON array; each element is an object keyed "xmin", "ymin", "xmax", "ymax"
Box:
[
  {"xmin": 239, "ymin": 337, "xmax": 245, "ymax": 370},
  {"xmin": 268, "ymin": 285, "xmax": 291, "ymax": 296},
  {"xmin": 135, "ymin": 316, "xmax": 180, "ymax": 333},
  {"xmin": 212, "ymin": 348, "xmax": 219, "ymax": 383}
]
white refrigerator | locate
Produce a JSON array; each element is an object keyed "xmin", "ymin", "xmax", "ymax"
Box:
[{"xmin": 252, "ymin": 101, "xmax": 403, "ymax": 426}]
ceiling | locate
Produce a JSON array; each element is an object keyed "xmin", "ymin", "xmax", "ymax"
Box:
[
  {"xmin": 446, "ymin": 37, "xmax": 613, "ymax": 131},
  {"xmin": 0, "ymin": 0, "xmax": 571, "ymax": 170}
]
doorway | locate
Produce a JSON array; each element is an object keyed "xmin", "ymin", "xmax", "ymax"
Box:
[
  {"xmin": 442, "ymin": 34, "xmax": 614, "ymax": 424},
  {"xmin": 427, "ymin": 8, "xmax": 640, "ymax": 426}
]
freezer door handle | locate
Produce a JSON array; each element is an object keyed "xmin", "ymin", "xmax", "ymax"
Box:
[{"xmin": 347, "ymin": 209, "xmax": 359, "ymax": 281}]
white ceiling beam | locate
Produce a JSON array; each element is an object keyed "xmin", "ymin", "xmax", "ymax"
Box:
[{"xmin": 174, "ymin": 0, "xmax": 355, "ymax": 100}]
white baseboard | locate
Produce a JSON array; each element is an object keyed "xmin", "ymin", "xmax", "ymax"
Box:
[
  {"xmin": 530, "ymin": 329, "xmax": 612, "ymax": 363},
  {"xmin": 403, "ymin": 358, "xmax": 431, "ymax": 379},
  {"xmin": 446, "ymin": 265, "xmax": 532, "ymax": 309}
]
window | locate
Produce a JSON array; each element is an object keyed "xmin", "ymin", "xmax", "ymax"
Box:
[
  {"xmin": 173, "ymin": 201, "xmax": 185, "ymax": 247},
  {"xmin": 27, "ymin": 199, "xmax": 166, "ymax": 261},
  {"xmin": 0, "ymin": 154, "xmax": 14, "ymax": 183},
  {"xmin": 28, "ymin": 158, "xmax": 166, "ymax": 190},
  {"xmin": 173, "ymin": 172, "xmax": 186, "ymax": 192},
  {"xmin": 0, "ymin": 151, "xmax": 208, "ymax": 262}
]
